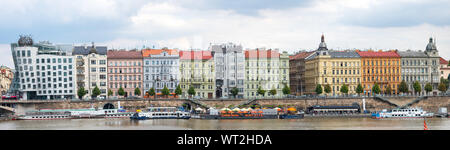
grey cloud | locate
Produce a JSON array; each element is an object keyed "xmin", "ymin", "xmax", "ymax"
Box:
[{"xmin": 340, "ymin": 1, "xmax": 450, "ymax": 27}]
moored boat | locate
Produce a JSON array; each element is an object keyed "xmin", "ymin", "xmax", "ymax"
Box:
[
  {"xmin": 130, "ymin": 107, "xmax": 191, "ymax": 120},
  {"xmin": 15, "ymin": 110, "xmax": 73, "ymax": 120},
  {"xmin": 202, "ymin": 108, "xmax": 280, "ymax": 119},
  {"xmin": 372, "ymin": 107, "xmax": 434, "ymax": 119}
]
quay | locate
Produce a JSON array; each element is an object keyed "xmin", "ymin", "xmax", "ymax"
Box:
[{"xmin": 0, "ymin": 96, "xmax": 448, "ymax": 118}]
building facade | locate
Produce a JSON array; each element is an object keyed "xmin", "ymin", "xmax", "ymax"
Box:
[
  {"xmin": 357, "ymin": 50, "xmax": 401, "ymax": 96},
  {"xmin": 73, "ymin": 43, "xmax": 108, "ymax": 99},
  {"xmin": 304, "ymin": 35, "xmax": 361, "ymax": 96},
  {"xmin": 107, "ymin": 50, "xmax": 143, "ymax": 98},
  {"xmin": 423, "ymin": 37, "xmax": 442, "ymax": 94},
  {"xmin": 179, "ymin": 51, "xmax": 215, "ymax": 99},
  {"xmin": 0, "ymin": 66, "xmax": 14, "ymax": 95},
  {"xmin": 211, "ymin": 43, "xmax": 245, "ymax": 98},
  {"xmin": 289, "ymin": 51, "xmax": 314, "ymax": 96},
  {"xmin": 11, "ymin": 36, "xmax": 77, "ymax": 100},
  {"xmin": 398, "ymin": 48, "xmax": 440, "ymax": 95},
  {"xmin": 142, "ymin": 48, "xmax": 180, "ymax": 97},
  {"xmin": 244, "ymin": 49, "xmax": 290, "ymax": 99},
  {"xmin": 440, "ymin": 57, "xmax": 450, "ymax": 80}
]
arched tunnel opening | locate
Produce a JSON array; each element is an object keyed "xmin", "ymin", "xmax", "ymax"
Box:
[{"xmin": 103, "ymin": 103, "xmax": 115, "ymax": 109}]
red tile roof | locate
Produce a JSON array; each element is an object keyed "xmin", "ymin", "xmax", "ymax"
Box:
[
  {"xmin": 107, "ymin": 50, "xmax": 143, "ymax": 59},
  {"xmin": 290, "ymin": 52, "xmax": 314, "ymax": 60},
  {"xmin": 245, "ymin": 49, "xmax": 280, "ymax": 58},
  {"xmin": 142, "ymin": 49, "xmax": 179, "ymax": 57},
  {"xmin": 179, "ymin": 51, "xmax": 213, "ymax": 60},
  {"xmin": 440, "ymin": 57, "xmax": 448, "ymax": 65},
  {"xmin": 356, "ymin": 51, "xmax": 400, "ymax": 58}
]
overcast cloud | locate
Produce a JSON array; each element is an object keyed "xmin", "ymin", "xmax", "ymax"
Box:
[{"xmin": 1, "ymin": 0, "xmax": 449, "ymax": 68}]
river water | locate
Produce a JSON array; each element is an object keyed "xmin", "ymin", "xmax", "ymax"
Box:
[{"xmin": 0, "ymin": 118, "xmax": 448, "ymax": 130}]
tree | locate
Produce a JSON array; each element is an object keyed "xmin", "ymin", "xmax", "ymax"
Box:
[
  {"xmin": 269, "ymin": 88, "xmax": 277, "ymax": 98},
  {"xmin": 282, "ymin": 84, "xmax": 291, "ymax": 96},
  {"xmin": 175, "ymin": 85, "xmax": 182, "ymax": 98},
  {"xmin": 92, "ymin": 86, "xmax": 101, "ymax": 99},
  {"xmin": 385, "ymin": 85, "xmax": 392, "ymax": 95},
  {"xmin": 441, "ymin": 77, "xmax": 449, "ymax": 89},
  {"xmin": 148, "ymin": 87, "xmax": 156, "ymax": 99},
  {"xmin": 108, "ymin": 89, "xmax": 113, "ymax": 97},
  {"xmin": 438, "ymin": 82, "xmax": 447, "ymax": 95},
  {"xmin": 324, "ymin": 84, "xmax": 331, "ymax": 97},
  {"xmin": 118, "ymin": 87, "xmax": 125, "ymax": 98},
  {"xmin": 230, "ymin": 87, "xmax": 239, "ymax": 98},
  {"xmin": 315, "ymin": 84, "xmax": 323, "ymax": 96},
  {"xmin": 413, "ymin": 81, "xmax": 421, "ymax": 96},
  {"xmin": 424, "ymin": 83, "xmax": 433, "ymax": 96},
  {"xmin": 399, "ymin": 80, "xmax": 409, "ymax": 94},
  {"xmin": 356, "ymin": 83, "xmax": 364, "ymax": 96},
  {"xmin": 134, "ymin": 87, "xmax": 141, "ymax": 97},
  {"xmin": 161, "ymin": 86, "xmax": 170, "ymax": 98},
  {"xmin": 372, "ymin": 83, "xmax": 381, "ymax": 96},
  {"xmin": 188, "ymin": 86, "xmax": 196, "ymax": 98},
  {"xmin": 257, "ymin": 86, "xmax": 266, "ymax": 97},
  {"xmin": 340, "ymin": 84, "xmax": 349, "ymax": 96},
  {"xmin": 77, "ymin": 87, "xmax": 87, "ymax": 100}
]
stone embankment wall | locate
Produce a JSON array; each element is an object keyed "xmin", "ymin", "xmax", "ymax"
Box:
[{"xmin": 22, "ymin": 96, "xmax": 450, "ymax": 113}]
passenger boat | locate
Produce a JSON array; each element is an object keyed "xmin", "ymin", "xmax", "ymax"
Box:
[
  {"xmin": 202, "ymin": 108, "xmax": 280, "ymax": 119},
  {"xmin": 130, "ymin": 107, "xmax": 191, "ymax": 120},
  {"xmin": 372, "ymin": 107, "xmax": 434, "ymax": 119},
  {"xmin": 103, "ymin": 109, "xmax": 134, "ymax": 118},
  {"xmin": 15, "ymin": 110, "xmax": 73, "ymax": 120},
  {"xmin": 15, "ymin": 108, "xmax": 133, "ymax": 120}
]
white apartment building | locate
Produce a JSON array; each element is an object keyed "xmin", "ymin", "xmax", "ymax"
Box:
[
  {"xmin": 142, "ymin": 48, "xmax": 180, "ymax": 95},
  {"xmin": 73, "ymin": 43, "xmax": 108, "ymax": 99}
]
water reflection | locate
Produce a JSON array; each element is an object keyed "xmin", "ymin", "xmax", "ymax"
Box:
[{"xmin": 0, "ymin": 118, "xmax": 448, "ymax": 130}]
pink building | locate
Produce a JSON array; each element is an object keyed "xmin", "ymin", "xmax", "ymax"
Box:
[{"xmin": 107, "ymin": 50, "xmax": 143, "ymax": 98}]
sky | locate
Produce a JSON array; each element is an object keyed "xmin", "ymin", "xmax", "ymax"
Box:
[{"xmin": 1, "ymin": 0, "xmax": 450, "ymax": 68}]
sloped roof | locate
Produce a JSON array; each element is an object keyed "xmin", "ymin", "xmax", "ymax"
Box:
[
  {"xmin": 397, "ymin": 51, "xmax": 428, "ymax": 57},
  {"xmin": 440, "ymin": 57, "xmax": 448, "ymax": 65},
  {"xmin": 73, "ymin": 46, "xmax": 107, "ymax": 55},
  {"xmin": 357, "ymin": 51, "xmax": 400, "ymax": 58},
  {"xmin": 107, "ymin": 50, "xmax": 143, "ymax": 59},
  {"xmin": 142, "ymin": 49, "xmax": 179, "ymax": 57},
  {"xmin": 245, "ymin": 50, "xmax": 280, "ymax": 58},
  {"xmin": 329, "ymin": 51, "xmax": 360, "ymax": 58},
  {"xmin": 179, "ymin": 51, "xmax": 213, "ymax": 60},
  {"xmin": 290, "ymin": 52, "xmax": 314, "ymax": 60}
]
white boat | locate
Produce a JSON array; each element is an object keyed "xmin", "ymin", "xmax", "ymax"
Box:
[
  {"xmin": 130, "ymin": 107, "xmax": 191, "ymax": 120},
  {"xmin": 15, "ymin": 108, "xmax": 133, "ymax": 120},
  {"xmin": 373, "ymin": 107, "xmax": 434, "ymax": 119},
  {"xmin": 71, "ymin": 108, "xmax": 133, "ymax": 119},
  {"xmin": 15, "ymin": 110, "xmax": 73, "ymax": 120},
  {"xmin": 103, "ymin": 109, "xmax": 134, "ymax": 118}
]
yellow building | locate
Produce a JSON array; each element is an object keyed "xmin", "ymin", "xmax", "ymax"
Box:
[
  {"xmin": 179, "ymin": 50, "xmax": 215, "ymax": 99},
  {"xmin": 305, "ymin": 35, "xmax": 362, "ymax": 96}
]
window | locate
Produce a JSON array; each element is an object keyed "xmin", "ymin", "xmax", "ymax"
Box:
[{"xmin": 99, "ymin": 60, "xmax": 106, "ymax": 65}]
